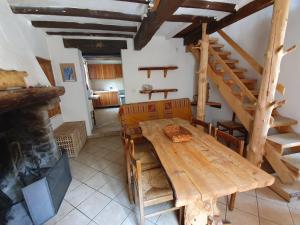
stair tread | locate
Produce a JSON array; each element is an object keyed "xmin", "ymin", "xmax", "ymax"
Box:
[
  {"xmin": 271, "ymin": 116, "xmax": 298, "ymax": 128},
  {"xmin": 217, "ymin": 51, "xmax": 231, "ymax": 55},
  {"xmin": 240, "ymin": 79, "xmax": 257, "ymax": 84},
  {"xmin": 224, "ymin": 59, "xmax": 239, "ymax": 64},
  {"xmin": 232, "ymin": 68, "xmax": 247, "ymax": 72},
  {"xmin": 211, "ymin": 44, "xmax": 224, "ymax": 48},
  {"xmin": 282, "ymin": 153, "xmax": 300, "ymax": 173},
  {"xmin": 267, "ymin": 133, "xmax": 300, "ymax": 149}
]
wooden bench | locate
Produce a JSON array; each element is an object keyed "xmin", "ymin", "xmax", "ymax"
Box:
[
  {"xmin": 54, "ymin": 121, "xmax": 87, "ymax": 157},
  {"xmin": 119, "ymin": 98, "xmax": 192, "ymax": 140}
]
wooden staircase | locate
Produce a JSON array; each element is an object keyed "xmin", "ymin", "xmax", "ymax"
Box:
[{"xmin": 204, "ymin": 33, "xmax": 300, "ymax": 201}]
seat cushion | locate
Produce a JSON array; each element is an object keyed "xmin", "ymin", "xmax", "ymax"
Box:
[
  {"xmin": 135, "ymin": 142, "xmax": 161, "ymax": 171},
  {"xmin": 141, "ymin": 168, "xmax": 173, "ymax": 205}
]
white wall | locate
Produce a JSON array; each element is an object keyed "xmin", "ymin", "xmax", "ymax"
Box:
[
  {"xmin": 121, "ymin": 36, "xmax": 195, "ymax": 103},
  {"xmin": 204, "ymin": 0, "xmax": 300, "ymax": 133},
  {"xmin": 0, "ymin": 0, "xmax": 49, "ymax": 86},
  {"xmin": 90, "ymin": 78, "xmax": 124, "ymax": 91},
  {"xmin": 47, "ymin": 36, "xmax": 93, "ymax": 135}
]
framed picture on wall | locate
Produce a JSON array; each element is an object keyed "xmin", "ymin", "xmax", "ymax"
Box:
[{"xmin": 60, "ymin": 63, "xmax": 77, "ymax": 82}]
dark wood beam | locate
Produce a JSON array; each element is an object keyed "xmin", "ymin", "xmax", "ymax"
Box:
[
  {"xmin": 134, "ymin": 0, "xmax": 186, "ymax": 50},
  {"xmin": 11, "ymin": 6, "xmax": 142, "ymax": 22},
  {"xmin": 31, "ymin": 21, "xmax": 137, "ymax": 32},
  {"xmin": 167, "ymin": 15, "xmax": 214, "ymax": 23},
  {"xmin": 117, "ymin": 0, "xmax": 236, "ymax": 12},
  {"xmin": 173, "ymin": 16, "xmax": 215, "ymax": 37},
  {"xmin": 47, "ymin": 32, "xmax": 133, "ymax": 38},
  {"xmin": 182, "ymin": 0, "xmax": 236, "ymax": 13},
  {"xmin": 116, "ymin": 0, "xmax": 148, "ymax": 4},
  {"xmin": 184, "ymin": 0, "xmax": 274, "ymax": 44},
  {"xmin": 63, "ymin": 39, "xmax": 128, "ymax": 56}
]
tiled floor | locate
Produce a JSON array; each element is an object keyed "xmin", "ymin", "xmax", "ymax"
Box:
[
  {"xmin": 45, "ymin": 136, "xmax": 300, "ymax": 225},
  {"xmin": 92, "ymin": 108, "xmax": 121, "ymax": 137}
]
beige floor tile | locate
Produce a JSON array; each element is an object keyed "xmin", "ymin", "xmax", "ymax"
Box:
[
  {"xmin": 156, "ymin": 211, "xmax": 179, "ymax": 225},
  {"xmin": 258, "ymin": 198, "xmax": 294, "ymax": 225},
  {"xmin": 259, "ymin": 218, "xmax": 279, "ymax": 225},
  {"xmin": 226, "ymin": 208, "xmax": 259, "ymax": 225},
  {"xmin": 93, "ymin": 201, "xmax": 131, "ymax": 225},
  {"xmin": 55, "ymin": 209, "xmax": 91, "ymax": 225},
  {"xmin": 290, "ymin": 207, "xmax": 300, "ymax": 224},
  {"xmin": 65, "ymin": 183, "xmax": 95, "ymax": 207},
  {"xmin": 84, "ymin": 172, "xmax": 108, "ymax": 189},
  {"xmin": 288, "ymin": 199, "xmax": 300, "ymax": 210},
  {"xmin": 77, "ymin": 192, "xmax": 111, "ymax": 219},
  {"xmin": 104, "ymin": 151, "xmax": 125, "ymax": 166},
  {"xmin": 233, "ymin": 192, "xmax": 258, "ymax": 216},
  {"xmin": 143, "ymin": 202, "xmax": 172, "ymax": 224},
  {"xmin": 121, "ymin": 212, "xmax": 155, "ymax": 225},
  {"xmin": 244, "ymin": 189, "xmax": 257, "ymax": 197},
  {"xmin": 68, "ymin": 178, "xmax": 82, "ymax": 192},
  {"xmin": 98, "ymin": 176, "xmax": 126, "ymax": 198},
  {"xmin": 114, "ymin": 189, "xmax": 134, "ymax": 209},
  {"xmin": 101, "ymin": 162, "xmax": 125, "ymax": 179},
  {"xmin": 88, "ymin": 221, "xmax": 98, "ymax": 225},
  {"xmin": 44, "ymin": 200, "xmax": 74, "ymax": 225},
  {"xmin": 69, "ymin": 160, "xmax": 98, "ymax": 182},
  {"xmin": 256, "ymin": 187, "xmax": 287, "ymax": 205}
]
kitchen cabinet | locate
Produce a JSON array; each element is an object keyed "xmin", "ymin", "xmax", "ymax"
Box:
[
  {"xmin": 93, "ymin": 91, "xmax": 120, "ymax": 108},
  {"xmin": 88, "ymin": 64, "xmax": 123, "ymax": 80}
]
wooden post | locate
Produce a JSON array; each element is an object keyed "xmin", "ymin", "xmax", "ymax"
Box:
[
  {"xmin": 197, "ymin": 23, "xmax": 209, "ymax": 120},
  {"xmin": 247, "ymin": 0, "xmax": 291, "ymax": 166}
]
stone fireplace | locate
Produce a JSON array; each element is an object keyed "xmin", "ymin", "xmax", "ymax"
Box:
[{"xmin": 0, "ymin": 87, "xmax": 68, "ymax": 224}]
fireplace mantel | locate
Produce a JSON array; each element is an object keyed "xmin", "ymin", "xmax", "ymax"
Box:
[{"xmin": 0, "ymin": 86, "xmax": 65, "ymax": 114}]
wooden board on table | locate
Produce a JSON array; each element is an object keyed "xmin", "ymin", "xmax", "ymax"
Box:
[{"xmin": 140, "ymin": 118, "xmax": 274, "ymax": 207}]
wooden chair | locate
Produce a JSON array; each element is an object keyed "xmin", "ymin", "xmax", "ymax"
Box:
[
  {"xmin": 191, "ymin": 118, "xmax": 212, "ymax": 135},
  {"xmin": 213, "ymin": 129, "xmax": 245, "ymax": 211},
  {"xmin": 217, "ymin": 113, "xmax": 248, "ymax": 143},
  {"xmin": 127, "ymin": 139, "xmax": 183, "ymax": 225},
  {"xmin": 124, "ymin": 138, "xmax": 161, "ymax": 203}
]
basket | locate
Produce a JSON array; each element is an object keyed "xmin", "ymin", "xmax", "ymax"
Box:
[{"xmin": 54, "ymin": 121, "xmax": 87, "ymax": 157}]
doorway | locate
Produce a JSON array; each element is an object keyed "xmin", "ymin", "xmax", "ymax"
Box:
[{"xmin": 85, "ymin": 57, "xmax": 125, "ymax": 136}]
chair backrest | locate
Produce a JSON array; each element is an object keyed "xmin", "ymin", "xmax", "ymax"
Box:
[
  {"xmin": 125, "ymin": 139, "xmax": 143, "ymax": 201},
  {"xmin": 191, "ymin": 118, "xmax": 212, "ymax": 135},
  {"xmin": 214, "ymin": 129, "xmax": 244, "ymax": 156}
]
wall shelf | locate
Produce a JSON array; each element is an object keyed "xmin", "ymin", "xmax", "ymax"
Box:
[
  {"xmin": 140, "ymin": 89, "xmax": 178, "ymax": 100},
  {"xmin": 138, "ymin": 66, "xmax": 178, "ymax": 78}
]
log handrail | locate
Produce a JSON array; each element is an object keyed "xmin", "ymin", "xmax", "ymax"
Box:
[
  {"xmin": 217, "ymin": 30, "xmax": 285, "ymax": 95},
  {"xmin": 209, "ymin": 46, "xmax": 257, "ymax": 103}
]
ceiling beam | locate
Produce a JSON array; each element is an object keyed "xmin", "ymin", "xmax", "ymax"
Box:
[
  {"xmin": 115, "ymin": 0, "xmax": 148, "ymax": 4},
  {"xmin": 11, "ymin": 6, "xmax": 142, "ymax": 22},
  {"xmin": 63, "ymin": 39, "xmax": 128, "ymax": 56},
  {"xmin": 134, "ymin": 0, "xmax": 186, "ymax": 50},
  {"xmin": 167, "ymin": 15, "xmax": 214, "ymax": 23},
  {"xmin": 46, "ymin": 32, "xmax": 133, "ymax": 38},
  {"xmin": 31, "ymin": 21, "xmax": 137, "ymax": 32},
  {"xmin": 184, "ymin": 0, "xmax": 274, "ymax": 44},
  {"xmin": 117, "ymin": 0, "xmax": 236, "ymax": 12},
  {"xmin": 173, "ymin": 16, "xmax": 215, "ymax": 37},
  {"xmin": 182, "ymin": 0, "xmax": 236, "ymax": 13}
]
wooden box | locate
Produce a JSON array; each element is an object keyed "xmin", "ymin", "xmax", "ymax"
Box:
[
  {"xmin": 54, "ymin": 121, "xmax": 87, "ymax": 157},
  {"xmin": 0, "ymin": 70, "xmax": 27, "ymax": 90}
]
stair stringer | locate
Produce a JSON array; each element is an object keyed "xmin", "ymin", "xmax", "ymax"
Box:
[{"xmin": 207, "ymin": 64, "xmax": 253, "ymax": 131}]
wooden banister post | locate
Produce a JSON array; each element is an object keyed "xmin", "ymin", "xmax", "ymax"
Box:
[
  {"xmin": 197, "ymin": 23, "xmax": 209, "ymax": 120},
  {"xmin": 247, "ymin": 0, "xmax": 291, "ymax": 166}
]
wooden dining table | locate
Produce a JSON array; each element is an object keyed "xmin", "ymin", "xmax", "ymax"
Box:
[{"xmin": 139, "ymin": 118, "xmax": 275, "ymax": 225}]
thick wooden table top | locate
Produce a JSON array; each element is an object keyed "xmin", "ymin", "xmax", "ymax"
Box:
[{"xmin": 140, "ymin": 118, "xmax": 275, "ymax": 207}]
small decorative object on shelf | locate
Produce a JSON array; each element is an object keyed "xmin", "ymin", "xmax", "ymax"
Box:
[
  {"xmin": 139, "ymin": 88, "xmax": 178, "ymax": 100},
  {"xmin": 0, "ymin": 69, "xmax": 28, "ymax": 90},
  {"xmin": 142, "ymin": 84, "xmax": 153, "ymax": 91},
  {"xmin": 138, "ymin": 66, "xmax": 178, "ymax": 78},
  {"xmin": 163, "ymin": 124, "xmax": 192, "ymax": 143}
]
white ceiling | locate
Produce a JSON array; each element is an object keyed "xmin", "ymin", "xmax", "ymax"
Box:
[{"xmin": 8, "ymin": 0, "xmax": 253, "ymax": 39}]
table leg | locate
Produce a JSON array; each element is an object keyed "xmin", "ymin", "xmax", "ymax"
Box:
[{"xmin": 184, "ymin": 199, "xmax": 223, "ymax": 225}]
